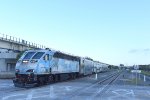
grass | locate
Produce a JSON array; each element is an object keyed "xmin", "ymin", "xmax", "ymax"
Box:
[
  {"xmin": 129, "ymin": 78, "xmax": 142, "ymax": 85},
  {"xmin": 141, "ymin": 70, "xmax": 150, "ymax": 76}
]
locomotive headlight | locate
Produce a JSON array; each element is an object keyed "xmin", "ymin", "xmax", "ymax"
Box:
[
  {"xmin": 22, "ymin": 60, "xmax": 29, "ymax": 63},
  {"xmin": 30, "ymin": 60, "xmax": 38, "ymax": 63}
]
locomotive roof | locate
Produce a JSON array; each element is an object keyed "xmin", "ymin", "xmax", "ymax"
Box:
[
  {"xmin": 24, "ymin": 49, "xmax": 109, "ymax": 65},
  {"xmin": 26, "ymin": 49, "xmax": 55, "ymax": 53},
  {"xmin": 26, "ymin": 49, "xmax": 80, "ymax": 61},
  {"xmin": 53, "ymin": 51, "xmax": 80, "ymax": 61}
]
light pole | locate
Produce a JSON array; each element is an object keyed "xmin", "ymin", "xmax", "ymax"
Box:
[{"xmin": 134, "ymin": 65, "xmax": 139, "ymax": 86}]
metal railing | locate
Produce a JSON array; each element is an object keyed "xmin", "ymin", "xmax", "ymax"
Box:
[{"xmin": 0, "ymin": 33, "xmax": 47, "ymax": 49}]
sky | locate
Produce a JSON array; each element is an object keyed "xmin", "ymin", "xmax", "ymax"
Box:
[{"xmin": 0, "ymin": 0, "xmax": 150, "ymax": 66}]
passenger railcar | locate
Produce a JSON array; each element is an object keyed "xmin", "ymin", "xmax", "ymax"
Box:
[
  {"xmin": 101, "ymin": 63, "xmax": 109, "ymax": 72},
  {"xmin": 93, "ymin": 61, "xmax": 102, "ymax": 73},
  {"xmin": 79, "ymin": 58, "xmax": 93, "ymax": 76}
]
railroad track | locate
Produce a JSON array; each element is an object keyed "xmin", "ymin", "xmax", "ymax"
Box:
[
  {"xmin": 91, "ymin": 71, "xmax": 121, "ymax": 99},
  {"xmin": 65, "ymin": 71, "xmax": 122, "ymax": 99},
  {"xmin": 1, "ymin": 70, "xmax": 120, "ymax": 96}
]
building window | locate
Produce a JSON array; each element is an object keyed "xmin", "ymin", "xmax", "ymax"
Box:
[{"xmin": 7, "ymin": 63, "xmax": 16, "ymax": 72}]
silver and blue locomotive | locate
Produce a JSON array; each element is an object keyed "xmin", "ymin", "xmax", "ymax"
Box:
[{"xmin": 13, "ymin": 49, "xmax": 95, "ymax": 87}]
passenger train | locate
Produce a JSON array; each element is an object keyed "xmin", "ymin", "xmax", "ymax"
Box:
[{"xmin": 13, "ymin": 49, "xmax": 109, "ymax": 87}]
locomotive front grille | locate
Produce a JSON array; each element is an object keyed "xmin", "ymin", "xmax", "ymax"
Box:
[{"xmin": 17, "ymin": 74, "xmax": 34, "ymax": 83}]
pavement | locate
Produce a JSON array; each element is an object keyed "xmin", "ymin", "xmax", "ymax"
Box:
[
  {"xmin": 0, "ymin": 70, "xmax": 150, "ymax": 100},
  {"xmin": 101, "ymin": 70, "xmax": 150, "ymax": 100}
]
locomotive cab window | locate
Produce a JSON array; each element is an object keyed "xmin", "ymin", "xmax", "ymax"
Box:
[
  {"xmin": 23, "ymin": 52, "xmax": 36, "ymax": 59},
  {"xmin": 32, "ymin": 52, "xmax": 45, "ymax": 59}
]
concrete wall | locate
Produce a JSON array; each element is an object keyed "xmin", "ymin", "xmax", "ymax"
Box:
[
  {"xmin": 0, "ymin": 49, "xmax": 17, "ymax": 78},
  {"xmin": 0, "ymin": 52, "xmax": 18, "ymax": 59},
  {"xmin": 0, "ymin": 39, "xmax": 30, "ymax": 51},
  {"xmin": 0, "ymin": 72, "xmax": 15, "ymax": 79},
  {"xmin": 0, "ymin": 59, "xmax": 6, "ymax": 72}
]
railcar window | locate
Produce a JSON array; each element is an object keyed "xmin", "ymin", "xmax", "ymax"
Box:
[
  {"xmin": 43, "ymin": 54, "xmax": 52, "ymax": 61},
  {"xmin": 44, "ymin": 54, "xmax": 49, "ymax": 60},
  {"xmin": 32, "ymin": 52, "xmax": 45, "ymax": 59},
  {"xmin": 53, "ymin": 52, "xmax": 80, "ymax": 61},
  {"xmin": 23, "ymin": 52, "xmax": 36, "ymax": 59}
]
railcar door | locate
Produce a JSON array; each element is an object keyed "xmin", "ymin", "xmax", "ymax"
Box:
[
  {"xmin": 79, "ymin": 59, "xmax": 84, "ymax": 75},
  {"xmin": 43, "ymin": 54, "xmax": 51, "ymax": 73}
]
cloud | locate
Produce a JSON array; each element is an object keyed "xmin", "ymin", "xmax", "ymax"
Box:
[
  {"xmin": 143, "ymin": 48, "xmax": 150, "ymax": 52},
  {"xmin": 129, "ymin": 48, "xmax": 150, "ymax": 54},
  {"xmin": 128, "ymin": 49, "xmax": 139, "ymax": 53}
]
